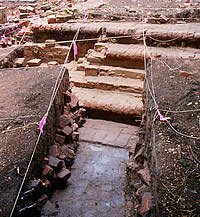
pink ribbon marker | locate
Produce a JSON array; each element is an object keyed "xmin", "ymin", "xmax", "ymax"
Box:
[
  {"xmin": 142, "ymin": 18, "xmax": 148, "ymax": 23},
  {"xmin": 1, "ymin": 34, "xmax": 6, "ymax": 44},
  {"xmin": 84, "ymin": 13, "xmax": 89, "ymax": 20},
  {"xmin": 156, "ymin": 107, "xmax": 171, "ymax": 121},
  {"xmin": 39, "ymin": 113, "xmax": 48, "ymax": 133}
]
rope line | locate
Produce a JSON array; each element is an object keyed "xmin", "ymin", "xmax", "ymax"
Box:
[
  {"xmin": 167, "ymin": 120, "xmax": 200, "ymax": 140},
  {"xmin": 142, "ymin": 14, "xmax": 200, "ymax": 140},
  {"xmin": 146, "ymin": 34, "xmax": 181, "ymax": 43},
  {"xmin": 159, "ymin": 108, "xmax": 200, "ymax": 113},
  {"xmin": 9, "ymin": 26, "xmax": 81, "ymax": 217},
  {"xmin": 9, "ymin": 131, "xmax": 42, "ymax": 217}
]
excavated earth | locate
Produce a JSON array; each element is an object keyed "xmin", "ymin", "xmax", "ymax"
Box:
[
  {"xmin": 146, "ymin": 57, "xmax": 200, "ymax": 216},
  {"xmin": 0, "ymin": 0, "xmax": 200, "ymax": 217},
  {"xmin": 0, "ymin": 66, "xmax": 64, "ymax": 217}
]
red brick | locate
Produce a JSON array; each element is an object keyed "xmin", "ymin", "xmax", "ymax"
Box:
[
  {"xmin": 48, "ymin": 145, "xmax": 59, "ymax": 158},
  {"xmin": 57, "ymin": 168, "xmax": 71, "ymax": 181},
  {"xmin": 58, "ymin": 115, "xmax": 71, "ymax": 129},
  {"xmin": 42, "ymin": 165, "xmax": 53, "ymax": 177},
  {"xmin": 61, "ymin": 145, "xmax": 75, "ymax": 159},
  {"xmin": 137, "ymin": 168, "xmax": 151, "ymax": 186},
  {"xmin": 62, "ymin": 126, "xmax": 73, "ymax": 136},
  {"xmin": 55, "ymin": 134, "xmax": 65, "ymax": 144},
  {"xmin": 179, "ymin": 70, "xmax": 192, "ymax": 77},
  {"xmin": 139, "ymin": 192, "xmax": 154, "ymax": 215},
  {"xmin": 48, "ymin": 15, "xmax": 56, "ymax": 24},
  {"xmin": 48, "ymin": 156, "xmax": 63, "ymax": 171},
  {"xmin": 27, "ymin": 58, "xmax": 41, "ymax": 66},
  {"xmin": 69, "ymin": 94, "xmax": 79, "ymax": 109}
]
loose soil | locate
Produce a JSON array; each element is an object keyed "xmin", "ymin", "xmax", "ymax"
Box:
[
  {"xmin": 0, "ymin": 66, "xmax": 61, "ymax": 217},
  {"xmin": 147, "ymin": 57, "xmax": 200, "ymax": 216},
  {"xmin": 0, "ymin": 0, "xmax": 200, "ymax": 216}
]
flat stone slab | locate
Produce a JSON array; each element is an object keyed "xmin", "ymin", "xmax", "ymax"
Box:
[
  {"xmin": 79, "ymin": 119, "xmax": 139, "ymax": 149},
  {"xmin": 45, "ymin": 119, "xmax": 139, "ymax": 216},
  {"xmin": 50, "ymin": 141, "xmax": 130, "ymax": 217},
  {"xmin": 70, "ymin": 69, "xmax": 144, "ymax": 94}
]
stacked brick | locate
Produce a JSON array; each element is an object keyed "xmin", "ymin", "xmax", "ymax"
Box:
[
  {"xmin": 16, "ymin": 87, "xmax": 86, "ymax": 215},
  {"xmin": 127, "ymin": 131, "xmax": 155, "ymax": 216},
  {"xmin": 24, "ymin": 40, "xmax": 71, "ymax": 66}
]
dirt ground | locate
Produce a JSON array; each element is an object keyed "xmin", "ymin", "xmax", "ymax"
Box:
[
  {"xmin": 0, "ymin": 66, "xmax": 61, "ymax": 217},
  {"xmin": 147, "ymin": 57, "xmax": 200, "ymax": 216},
  {"xmin": 0, "ymin": 0, "xmax": 200, "ymax": 216}
]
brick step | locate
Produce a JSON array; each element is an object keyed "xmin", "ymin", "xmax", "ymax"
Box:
[
  {"xmin": 70, "ymin": 68, "xmax": 144, "ymax": 94},
  {"xmin": 86, "ymin": 43, "xmax": 200, "ymax": 69},
  {"xmin": 87, "ymin": 43, "xmax": 145, "ymax": 69},
  {"xmin": 31, "ymin": 23, "xmax": 200, "ymax": 49},
  {"xmin": 76, "ymin": 61, "xmax": 145, "ymax": 80},
  {"xmin": 72, "ymin": 86, "xmax": 143, "ymax": 118}
]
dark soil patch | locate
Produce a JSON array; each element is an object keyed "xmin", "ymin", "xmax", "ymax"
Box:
[
  {"xmin": 0, "ymin": 66, "xmax": 62, "ymax": 217},
  {"xmin": 147, "ymin": 57, "xmax": 200, "ymax": 216}
]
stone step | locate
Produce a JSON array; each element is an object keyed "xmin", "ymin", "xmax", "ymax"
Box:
[
  {"xmin": 72, "ymin": 86, "xmax": 143, "ymax": 117},
  {"xmin": 70, "ymin": 69, "xmax": 144, "ymax": 94}
]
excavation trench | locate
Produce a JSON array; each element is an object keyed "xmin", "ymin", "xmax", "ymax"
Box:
[
  {"xmin": 3, "ymin": 28, "xmax": 144, "ymax": 217},
  {"xmin": 1, "ymin": 22, "xmax": 200, "ymax": 217}
]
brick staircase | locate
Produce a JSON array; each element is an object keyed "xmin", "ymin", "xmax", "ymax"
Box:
[
  {"xmin": 67, "ymin": 41, "xmax": 200, "ymax": 123},
  {"xmin": 66, "ymin": 43, "xmax": 145, "ymax": 123}
]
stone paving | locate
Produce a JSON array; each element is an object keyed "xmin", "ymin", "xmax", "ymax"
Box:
[
  {"xmin": 43, "ymin": 119, "xmax": 139, "ymax": 217},
  {"xmin": 79, "ymin": 119, "xmax": 139, "ymax": 149}
]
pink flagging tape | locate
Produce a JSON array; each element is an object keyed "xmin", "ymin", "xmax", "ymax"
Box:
[
  {"xmin": 141, "ymin": 18, "xmax": 148, "ymax": 23},
  {"xmin": 1, "ymin": 34, "xmax": 6, "ymax": 44},
  {"xmin": 39, "ymin": 113, "xmax": 48, "ymax": 133},
  {"xmin": 1, "ymin": 25, "xmax": 21, "ymax": 44},
  {"xmin": 156, "ymin": 107, "xmax": 171, "ymax": 121},
  {"xmin": 84, "ymin": 13, "xmax": 89, "ymax": 20}
]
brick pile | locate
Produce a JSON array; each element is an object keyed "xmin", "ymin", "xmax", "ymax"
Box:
[
  {"xmin": 127, "ymin": 127, "xmax": 155, "ymax": 216},
  {"xmin": 16, "ymin": 85, "xmax": 86, "ymax": 215}
]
